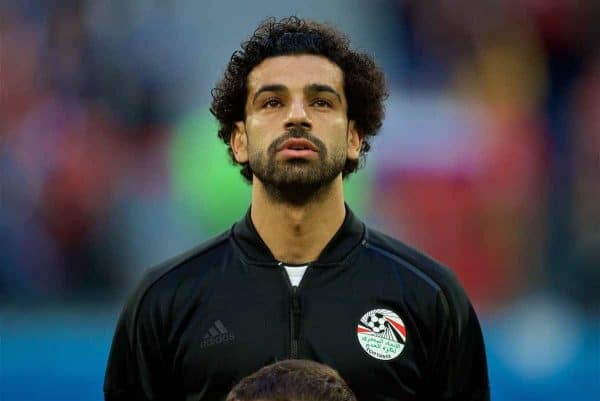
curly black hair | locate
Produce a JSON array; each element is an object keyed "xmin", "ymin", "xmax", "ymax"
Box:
[{"xmin": 210, "ymin": 16, "xmax": 388, "ymax": 182}]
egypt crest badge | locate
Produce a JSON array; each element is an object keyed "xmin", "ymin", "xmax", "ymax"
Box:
[{"xmin": 357, "ymin": 308, "xmax": 406, "ymax": 360}]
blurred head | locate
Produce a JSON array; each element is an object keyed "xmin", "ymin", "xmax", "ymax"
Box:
[
  {"xmin": 211, "ymin": 16, "xmax": 388, "ymax": 191},
  {"xmin": 225, "ymin": 359, "xmax": 357, "ymax": 401}
]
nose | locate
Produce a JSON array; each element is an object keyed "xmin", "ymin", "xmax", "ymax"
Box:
[{"xmin": 284, "ymin": 98, "xmax": 312, "ymax": 131}]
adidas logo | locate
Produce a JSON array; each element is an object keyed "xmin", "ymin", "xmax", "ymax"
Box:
[{"xmin": 199, "ymin": 320, "xmax": 235, "ymax": 348}]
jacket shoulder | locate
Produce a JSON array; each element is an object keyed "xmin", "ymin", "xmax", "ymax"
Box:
[
  {"xmin": 121, "ymin": 229, "xmax": 232, "ymax": 325},
  {"xmin": 142, "ymin": 230, "xmax": 230, "ymax": 287},
  {"xmin": 364, "ymin": 227, "xmax": 469, "ymax": 309}
]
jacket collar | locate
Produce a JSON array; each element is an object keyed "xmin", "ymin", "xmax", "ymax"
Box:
[{"xmin": 232, "ymin": 204, "xmax": 365, "ymax": 266}]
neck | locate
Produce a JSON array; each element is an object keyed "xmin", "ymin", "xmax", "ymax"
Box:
[{"xmin": 250, "ymin": 176, "xmax": 346, "ymax": 264}]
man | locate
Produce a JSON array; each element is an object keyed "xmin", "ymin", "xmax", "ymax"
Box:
[
  {"xmin": 225, "ymin": 359, "xmax": 357, "ymax": 401},
  {"xmin": 104, "ymin": 17, "xmax": 490, "ymax": 401}
]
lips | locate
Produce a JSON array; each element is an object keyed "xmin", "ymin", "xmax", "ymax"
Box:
[{"xmin": 277, "ymin": 138, "xmax": 319, "ymax": 153}]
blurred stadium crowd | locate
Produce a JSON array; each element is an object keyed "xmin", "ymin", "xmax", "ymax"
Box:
[{"xmin": 1, "ymin": 1, "xmax": 598, "ymax": 400}]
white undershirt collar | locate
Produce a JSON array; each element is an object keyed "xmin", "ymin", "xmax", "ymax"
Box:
[{"xmin": 281, "ymin": 264, "xmax": 309, "ymax": 287}]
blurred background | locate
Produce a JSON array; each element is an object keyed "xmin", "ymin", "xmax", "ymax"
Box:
[{"xmin": 1, "ymin": 0, "xmax": 598, "ymax": 400}]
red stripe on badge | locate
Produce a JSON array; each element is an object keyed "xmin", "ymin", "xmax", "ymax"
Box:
[
  {"xmin": 387, "ymin": 318, "xmax": 406, "ymax": 338},
  {"xmin": 357, "ymin": 326, "xmax": 371, "ymax": 333}
]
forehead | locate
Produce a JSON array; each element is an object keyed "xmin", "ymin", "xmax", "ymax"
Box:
[{"xmin": 246, "ymin": 54, "xmax": 344, "ymax": 94}]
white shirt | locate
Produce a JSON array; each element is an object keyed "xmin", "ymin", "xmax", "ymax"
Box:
[{"xmin": 282, "ymin": 264, "xmax": 309, "ymax": 287}]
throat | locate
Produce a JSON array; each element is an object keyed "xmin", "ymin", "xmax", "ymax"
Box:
[
  {"xmin": 273, "ymin": 224, "xmax": 322, "ymax": 264},
  {"xmin": 250, "ymin": 181, "xmax": 346, "ymax": 264}
]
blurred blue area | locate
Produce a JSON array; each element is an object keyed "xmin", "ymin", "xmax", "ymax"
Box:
[{"xmin": 1, "ymin": 308, "xmax": 115, "ymax": 401}]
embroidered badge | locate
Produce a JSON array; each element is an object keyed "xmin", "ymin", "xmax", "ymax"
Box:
[{"xmin": 357, "ymin": 308, "xmax": 406, "ymax": 360}]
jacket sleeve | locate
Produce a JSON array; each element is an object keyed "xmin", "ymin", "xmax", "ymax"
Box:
[
  {"xmin": 103, "ymin": 286, "xmax": 174, "ymax": 401},
  {"xmin": 429, "ymin": 280, "xmax": 490, "ymax": 401}
]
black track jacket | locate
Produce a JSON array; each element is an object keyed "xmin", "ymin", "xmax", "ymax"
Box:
[{"xmin": 104, "ymin": 207, "xmax": 490, "ymax": 401}]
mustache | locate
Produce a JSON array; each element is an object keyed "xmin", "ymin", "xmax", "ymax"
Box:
[{"xmin": 267, "ymin": 127, "xmax": 326, "ymax": 154}]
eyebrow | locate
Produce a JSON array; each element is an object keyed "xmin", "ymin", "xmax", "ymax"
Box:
[
  {"xmin": 252, "ymin": 84, "xmax": 287, "ymax": 104},
  {"xmin": 252, "ymin": 83, "xmax": 342, "ymax": 104},
  {"xmin": 305, "ymin": 83, "xmax": 342, "ymax": 103}
]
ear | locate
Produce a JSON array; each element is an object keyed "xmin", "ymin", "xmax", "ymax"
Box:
[
  {"xmin": 231, "ymin": 121, "xmax": 249, "ymax": 163},
  {"xmin": 346, "ymin": 120, "xmax": 362, "ymax": 161}
]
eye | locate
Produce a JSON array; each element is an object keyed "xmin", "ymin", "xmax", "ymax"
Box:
[
  {"xmin": 311, "ymin": 98, "xmax": 332, "ymax": 108},
  {"xmin": 263, "ymin": 98, "xmax": 282, "ymax": 108}
]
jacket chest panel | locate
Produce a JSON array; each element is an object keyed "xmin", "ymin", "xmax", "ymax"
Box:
[
  {"xmin": 173, "ymin": 266, "xmax": 425, "ymax": 400},
  {"xmin": 175, "ymin": 283, "xmax": 290, "ymax": 394},
  {"xmin": 297, "ymin": 292, "xmax": 422, "ymax": 400}
]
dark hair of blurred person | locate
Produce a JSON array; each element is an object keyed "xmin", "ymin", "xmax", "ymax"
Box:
[{"xmin": 226, "ymin": 359, "xmax": 357, "ymax": 401}]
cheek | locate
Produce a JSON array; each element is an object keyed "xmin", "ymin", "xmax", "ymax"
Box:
[
  {"xmin": 320, "ymin": 115, "xmax": 349, "ymax": 144},
  {"xmin": 244, "ymin": 118, "xmax": 273, "ymax": 152},
  {"xmin": 319, "ymin": 113, "xmax": 347, "ymax": 132}
]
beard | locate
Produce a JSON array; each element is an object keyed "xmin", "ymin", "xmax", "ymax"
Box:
[{"xmin": 248, "ymin": 127, "xmax": 347, "ymax": 206}]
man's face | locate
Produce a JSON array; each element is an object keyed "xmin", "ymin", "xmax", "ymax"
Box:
[{"xmin": 232, "ymin": 54, "xmax": 361, "ymax": 203}]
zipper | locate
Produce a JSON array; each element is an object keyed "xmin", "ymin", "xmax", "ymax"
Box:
[
  {"xmin": 290, "ymin": 285, "xmax": 300, "ymax": 358},
  {"xmin": 279, "ymin": 261, "xmax": 310, "ymax": 359}
]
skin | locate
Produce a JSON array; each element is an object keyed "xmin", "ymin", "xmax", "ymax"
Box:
[{"xmin": 230, "ymin": 54, "xmax": 362, "ymax": 264}]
